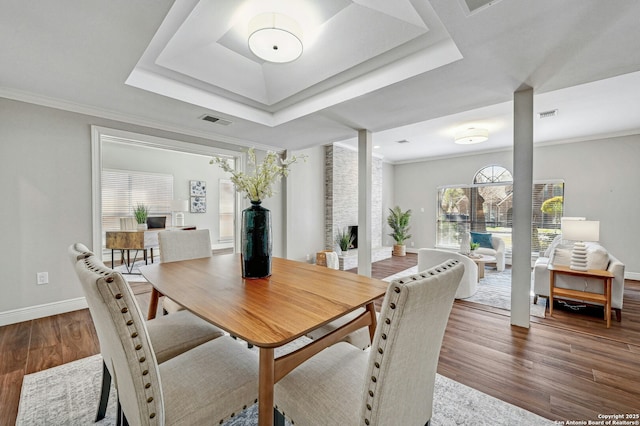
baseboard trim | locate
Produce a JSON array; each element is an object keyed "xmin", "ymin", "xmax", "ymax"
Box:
[
  {"xmin": 625, "ymin": 271, "xmax": 640, "ymax": 281},
  {"xmin": 0, "ymin": 297, "xmax": 88, "ymax": 327}
]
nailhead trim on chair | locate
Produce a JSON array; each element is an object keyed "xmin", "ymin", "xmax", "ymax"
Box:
[
  {"xmin": 91, "ymin": 261, "xmax": 163, "ymax": 425},
  {"xmin": 362, "ymin": 259, "xmax": 459, "ymax": 425},
  {"xmin": 279, "ymin": 259, "xmax": 460, "ymax": 426}
]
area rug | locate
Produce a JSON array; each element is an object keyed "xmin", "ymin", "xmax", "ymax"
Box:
[
  {"xmin": 17, "ymin": 347, "xmax": 555, "ymax": 425},
  {"xmin": 384, "ymin": 266, "xmax": 546, "ymax": 318},
  {"xmin": 112, "ymin": 257, "xmax": 155, "ymax": 283}
]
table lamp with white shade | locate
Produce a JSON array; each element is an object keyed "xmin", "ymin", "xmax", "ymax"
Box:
[
  {"xmin": 561, "ymin": 219, "xmax": 600, "ymax": 271},
  {"xmin": 170, "ymin": 199, "xmax": 188, "ymax": 227}
]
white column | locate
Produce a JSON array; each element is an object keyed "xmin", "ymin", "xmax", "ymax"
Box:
[
  {"xmin": 511, "ymin": 86, "xmax": 534, "ymax": 328},
  {"xmin": 357, "ymin": 130, "xmax": 373, "ymax": 277}
]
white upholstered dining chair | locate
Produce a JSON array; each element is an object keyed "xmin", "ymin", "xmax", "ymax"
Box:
[
  {"xmin": 274, "ymin": 259, "xmax": 464, "ymax": 426},
  {"xmin": 68, "ymin": 243, "xmax": 227, "ymax": 423},
  {"xmin": 158, "ymin": 229, "xmax": 212, "ymax": 314},
  {"xmin": 70, "ymin": 246, "xmax": 259, "ymax": 426}
]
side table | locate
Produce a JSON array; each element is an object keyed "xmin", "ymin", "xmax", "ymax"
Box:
[
  {"xmin": 462, "ymin": 253, "xmax": 497, "ymax": 281},
  {"xmin": 548, "ymin": 264, "xmax": 614, "ymax": 328}
]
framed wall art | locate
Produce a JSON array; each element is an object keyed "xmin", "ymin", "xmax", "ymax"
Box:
[
  {"xmin": 190, "ymin": 180, "xmax": 207, "ymax": 197},
  {"xmin": 190, "ymin": 196, "xmax": 206, "ymax": 213}
]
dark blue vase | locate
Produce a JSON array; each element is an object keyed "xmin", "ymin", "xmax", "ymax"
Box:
[{"xmin": 241, "ymin": 200, "xmax": 272, "ymax": 278}]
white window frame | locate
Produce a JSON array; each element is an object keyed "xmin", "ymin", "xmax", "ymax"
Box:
[
  {"xmin": 91, "ymin": 126, "xmax": 245, "ymax": 257},
  {"xmin": 436, "ymin": 171, "xmax": 564, "ymax": 257}
]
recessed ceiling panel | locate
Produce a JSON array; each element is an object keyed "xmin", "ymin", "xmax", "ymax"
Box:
[{"xmin": 126, "ymin": 0, "xmax": 462, "ymax": 126}]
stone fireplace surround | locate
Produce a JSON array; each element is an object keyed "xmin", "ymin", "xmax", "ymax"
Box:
[{"xmin": 324, "ymin": 144, "xmax": 392, "ymax": 270}]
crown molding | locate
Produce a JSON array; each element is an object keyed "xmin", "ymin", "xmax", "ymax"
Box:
[{"xmin": 0, "ymin": 87, "xmax": 278, "ymax": 153}]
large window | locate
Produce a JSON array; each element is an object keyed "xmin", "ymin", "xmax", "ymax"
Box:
[
  {"xmin": 219, "ymin": 179, "xmax": 235, "ymax": 242},
  {"xmin": 102, "ymin": 168, "xmax": 174, "ymax": 234},
  {"xmin": 437, "ymin": 166, "xmax": 563, "ymax": 255}
]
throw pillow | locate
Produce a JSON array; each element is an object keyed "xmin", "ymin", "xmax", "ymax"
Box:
[
  {"xmin": 543, "ymin": 234, "xmax": 563, "ymax": 258},
  {"xmin": 470, "ymin": 232, "xmax": 493, "ymax": 249},
  {"xmin": 552, "ymin": 248, "xmax": 572, "ymax": 266},
  {"xmin": 586, "ymin": 243, "xmax": 609, "ymax": 270}
]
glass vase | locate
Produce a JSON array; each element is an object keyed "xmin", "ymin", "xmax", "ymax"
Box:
[{"xmin": 241, "ymin": 200, "xmax": 272, "ymax": 279}]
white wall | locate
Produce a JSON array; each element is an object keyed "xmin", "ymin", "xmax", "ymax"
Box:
[
  {"xmin": 285, "ymin": 145, "xmax": 326, "ymax": 262},
  {"xmin": 392, "ymin": 135, "xmax": 640, "ymax": 276},
  {"xmin": 381, "ymin": 161, "xmax": 396, "ymax": 247},
  {"xmin": 102, "ymin": 141, "xmax": 232, "ymax": 247},
  {"xmin": 1, "ymin": 99, "xmax": 94, "ymax": 320},
  {"xmin": 0, "ymin": 98, "xmax": 252, "ymax": 324}
]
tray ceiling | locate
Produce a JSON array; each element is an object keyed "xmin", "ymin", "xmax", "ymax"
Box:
[{"xmin": 126, "ymin": 0, "xmax": 462, "ymax": 126}]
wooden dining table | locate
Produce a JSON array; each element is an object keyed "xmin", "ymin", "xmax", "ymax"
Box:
[{"xmin": 139, "ymin": 253, "xmax": 389, "ymax": 426}]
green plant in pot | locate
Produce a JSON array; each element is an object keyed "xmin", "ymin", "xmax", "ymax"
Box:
[
  {"xmin": 387, "ymin": 206, "xmax": 412, "ymax": 256},
  {"xmin": 133, "ymin": 203, "xmax": 149, "ymax": 230},
  {"xmin": 470, "ymin": 242, "xmax": 480, "ymax": 255},
  {"xmin": 336, "ymin": 228, "xmax": 355, "ymax": 253}
]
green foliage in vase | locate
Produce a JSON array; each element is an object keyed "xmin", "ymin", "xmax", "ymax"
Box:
[
  {"xmin": 470, "ymin": 242, "xmax": 480, "ymax": 251},
  {"xmin": 387, "ymin": 206, "xmax": 412, "ymax": 245},
  {"xmin": 210, "ymin": 148, "xmax": 306, "ymax": 202}
]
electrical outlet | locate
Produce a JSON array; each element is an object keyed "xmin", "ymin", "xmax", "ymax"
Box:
[
  {"xmin": 410, "ymin": 241, "xmax": 415, "ymax": 247},
  {"xmin": 37, "ymin": 272, "xmax": 49, "ymax": 285}
]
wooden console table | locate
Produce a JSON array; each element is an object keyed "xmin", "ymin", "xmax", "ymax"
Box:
[
  {"xmin": 105, "ymin": 226, "xmax": 195, "ymax": 272},
  {"xmin": 548, "ymin": 264, "xmax": 614, "ymax": 328}
]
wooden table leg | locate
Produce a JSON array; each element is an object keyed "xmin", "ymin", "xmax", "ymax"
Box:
[
  {"xmin": 365, "ymin": 302, "xmax": 377, "ymax": 344},
  {"xmin": 605, "ymin": 278, "xmax": 611, "ymax": 328},
  {"xmin": 259, "ymin": 347, "xmax": 275, "ymax": 426},
  {"xmin": 477, "ymin": 261, "xmax": 485, "ymax": 280},
  {"xmin": 549, "ymin": 270, "xmax": 555, "ymax": 316},
  {"xmin": 147, "ymin": 288, "xmax": 160, "ymax": 320}
]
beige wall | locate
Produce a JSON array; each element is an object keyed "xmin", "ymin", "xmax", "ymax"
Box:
[{"xmin": 0, "ymin": 98, "xmax": 260, "ymax": 323}]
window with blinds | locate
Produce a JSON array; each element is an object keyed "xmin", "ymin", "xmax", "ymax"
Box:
[
  {"xmin": 102, "ymin": 168, "xmax": 174, "ymax": 233},
  {"xmin": 219, "ymin": 179, "xmax": 235, "ymax": 242},
  {"xmin": 436, "ymin": 168, "xmax": 563, "ymax": 256}
]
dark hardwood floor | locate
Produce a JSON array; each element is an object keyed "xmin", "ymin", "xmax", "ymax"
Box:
[{"xmin": 1, "ymin": 252, "xmax": 639, "ymax": 425}]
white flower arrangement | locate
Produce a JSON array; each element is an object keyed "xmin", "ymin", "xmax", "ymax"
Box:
[{"xmin": 210, "ymin": 148, "xmax": 305, "ymax": 202}]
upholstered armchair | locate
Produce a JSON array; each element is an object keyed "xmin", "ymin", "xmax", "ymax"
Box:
[
  {"xmin": 274, "ymin": 260, "xmax": 464, "ymax": 426},
  {"xmin": 418, "ymin": 248, "xmax": 478, "ymax": 298},
  {"xmin": 532, "ymin": 238, "xmax": 625, "ymax": 320},
  {"xmin": 469, "ymin": 231, "xmax": 506, "ymax": 271},
  {"xmin": 70, "ymin": 247, "xmax": 258, "ymax": 425}
]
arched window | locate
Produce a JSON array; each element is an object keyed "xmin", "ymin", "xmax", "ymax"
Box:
[
  {"xmin": 473, "ymin": 165, "xmax": 513, "ymax": 184},
  {"xmin": 437, "ymin": 164, "xmax": 564, "ymax": 256}
]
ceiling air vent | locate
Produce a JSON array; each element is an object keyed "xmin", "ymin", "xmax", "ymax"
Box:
[
  {"xmin": 538, "ymin": 109, "xmax": 558, "ymax": 119},
  {"xmin": 458, "ymin": 0, "xmax": 503, "ymax": 15},
  {"xmin": 200, "ymin": 114, "xmax": 232, "ymax": 126}
]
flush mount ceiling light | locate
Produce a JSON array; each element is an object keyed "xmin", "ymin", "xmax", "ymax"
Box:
[
  {"xmin": 454, "ymin": 127, "xmax": 489, "ymax": 144},
  {"xmin": 248, "ymin": 13, "xmax": 303, "ymax": 63}
]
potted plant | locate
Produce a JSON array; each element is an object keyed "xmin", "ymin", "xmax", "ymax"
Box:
[
  {"xmin": 133, "ymin": 203, "xmax": 149, "ymax": 230},
  {"xmin": 470, "ymin": 242, "xmax": 480, "ymax": 256},
  {"xmin": 387, "ymin": 206, "xmax": 412, "ymax": 256},
  {"xmin": 336, "ymin": 228, "xmax": 355, "ymax": 254}
]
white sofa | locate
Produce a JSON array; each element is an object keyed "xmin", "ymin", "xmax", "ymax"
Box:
[
  {"xmin": 468, "ymin": 232, "xmax": 506, "ymax": 272},
  {"xmin": 418, "ymin": 248, "xmax": 478, "ymax": 298},
  {"xmin": 532, "ymin": 237, "xmax": 625, "ymax": 321}
]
